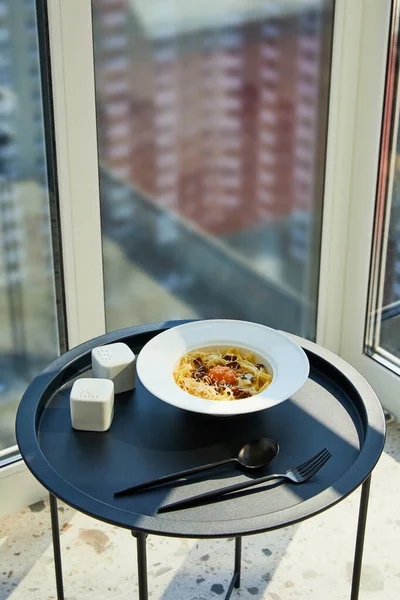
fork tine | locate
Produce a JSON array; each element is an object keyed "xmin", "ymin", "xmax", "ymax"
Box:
[
  {"xmin": 298, "ymin": 449, "xmax": 330, "ymax": 475},
  {"xmin": 300, "ymin": 451, "xmax": 331, "ymax": 480},
  {"xmin": 304, "ymin": 452, "xmax": 331, "ymax": 479},
  {"xmin": 298, "ymin": 449, "xmax": 331, "ymax": 476},
  {"xmin": 295, "ymin": 448, "xmax": 328, "ymax": 472}
]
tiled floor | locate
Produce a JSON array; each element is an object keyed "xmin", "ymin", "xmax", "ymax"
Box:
[{"xmin": 1, "ymin": 422, "xmax": 400, "ymax": 600}]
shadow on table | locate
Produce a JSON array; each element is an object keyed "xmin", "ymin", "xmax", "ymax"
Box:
[
  {"xmin": 154, "ymin": 425, "xmax": 394, "ymax": 600},
  {"xmin": 32, "ymin": 364, "xmax": 386, "ymax": 518}
]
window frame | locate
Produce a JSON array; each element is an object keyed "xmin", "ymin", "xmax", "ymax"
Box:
[
  {"xmin": 47, "ymin": 0, "xmax": 106, "ymax": 350},
  {"xmin": 338, "ymin": 0, "xmax": 400, "ymax": 420}
]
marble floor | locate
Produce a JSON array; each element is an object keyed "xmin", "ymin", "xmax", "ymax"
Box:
[{"xmin": 1, "ymin": 422, "xmax": 400, "ymax": 600}]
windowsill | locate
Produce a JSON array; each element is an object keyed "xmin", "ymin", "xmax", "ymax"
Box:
[{"xmin": 0, "ymin": 459, "xmax": 46, "ymax": 518}]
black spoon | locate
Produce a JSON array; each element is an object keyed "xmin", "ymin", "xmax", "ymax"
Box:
[{"xmin": 114, "ymin": 437, "xmax": 279, "ymax": 497}]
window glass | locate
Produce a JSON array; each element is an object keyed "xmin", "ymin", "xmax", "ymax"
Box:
[
  {"xmin": 364, "ymin": 5, "xmax": 400, "ymax": 373},
  {"xmin": 0, "ymin": 0, "xmax": 60, "ymax": 455},
  {"xmin": 92, "ymin": 0, "xmax": 334, "ymax": 338}
]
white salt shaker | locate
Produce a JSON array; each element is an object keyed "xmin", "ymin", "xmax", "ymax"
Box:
[
  {"xmin": 91, "ymin": 343, "xmax": 136, "ymax": 394},
  {"xmin": 70, "ymin": 378, "xmax": 114, "ymax": 432}
]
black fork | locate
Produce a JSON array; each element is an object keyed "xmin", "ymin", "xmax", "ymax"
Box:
[{"xmin": 285, "ymin": 448, "xmax": 332, "ymax": 483}]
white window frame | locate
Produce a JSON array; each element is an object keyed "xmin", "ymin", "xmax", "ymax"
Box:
[
  {"xmin": 1, "ymin": 0, "xmax": 397, "ymax": 514},
  {"xmin": 338, "ymin": 0, "xmax": 400, "ymax": 420},
  {"xmin": 317, "ymin": 0, "xmax": 387, "ymax": 354},
  {"xmin": 47, "ymin": 0, "xmax": 106, "ymax": 349}
]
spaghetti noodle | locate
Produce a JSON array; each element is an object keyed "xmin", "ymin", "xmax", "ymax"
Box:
[{"xmin": 173, "ymin": 347, "xmax": 272, "ymax": 401}]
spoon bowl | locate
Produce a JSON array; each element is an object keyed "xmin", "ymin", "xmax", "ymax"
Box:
[{"xmin": 237, "ymin": 438, "xmax": 279, "ymax": 469}]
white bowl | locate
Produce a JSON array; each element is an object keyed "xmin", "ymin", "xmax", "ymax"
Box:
[{"xmin": 136, "ymin": 319, "xmax": 310, "ymax": 416}]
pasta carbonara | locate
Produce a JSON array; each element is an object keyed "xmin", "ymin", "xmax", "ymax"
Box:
[{"xmin": 173, "ymin": 347, "xmax": 272, "ymax": 401}]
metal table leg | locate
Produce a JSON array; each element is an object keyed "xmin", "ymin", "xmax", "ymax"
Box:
[
  {"xmin": 49, "ymin": 493, "xmax": 65, "ymax": 600},
  {"xmin": 132, "ymin": 532, "xmax": 148, "ymax": 600},
  {"xmin": 224, "ymin": 537, "xmax": 242, "ymax": 600},
  {"xmin": 350, "ymin": 476, "xmax": 371, "ymax": 600}
]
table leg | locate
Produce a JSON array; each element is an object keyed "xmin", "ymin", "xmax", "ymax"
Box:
[
  {"xmin": 132, "ymin": 532, "xmax": 148, "ymax": 600},
  {"xmin": 49, "ymin": 493, "xmax": 65, "ymax": 600},
  {"xmin": 224, "ymin": 537, "xmax": 242, "ymax": 600},
  {"xmin": 234, "ymin": 536, "xmax": 242, "ymax": 588},
  {"xmin": 350, "ymin": 476, "xmax": 371, "ymax": 600}
]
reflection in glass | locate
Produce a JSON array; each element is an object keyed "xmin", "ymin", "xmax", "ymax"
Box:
[
  {"xmin": 364, "ymin": 3, "xmax": 400, "ymax": 369},
  {"xmin": 0, "ymin": 0, "xmax": 59, "ymax": 454},
  {"xmin": 92, "ymin": 0, "xmax": 334, "ymax": 338}
]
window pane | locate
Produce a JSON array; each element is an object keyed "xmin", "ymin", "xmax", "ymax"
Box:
[
  {"xmin": 365, "ymin": 3, "xmax": 400, "ymax": 371},
  {"xmin": 92, "ymin": 0, "xmax": 334, "ymax": 338},
  {"xmin": 0, "ymin": 0, "xmax": 61, "ymax": 455}
]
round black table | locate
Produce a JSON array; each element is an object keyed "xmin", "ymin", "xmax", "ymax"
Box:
[{"xmin": 16, "ymin": 321, "xmax": 386, "ymax": 600}]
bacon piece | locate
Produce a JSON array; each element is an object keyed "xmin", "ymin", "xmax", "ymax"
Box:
[
  {"xmin": 232, "ymin": 388, "xmax": 252, "ymax": 399},
  {"xmin": 226, "ymin": 361, "xmax": 240, "ymax": 370},
  {"xmin": 193, "ymin": 358, "xmax": 204, "ymax": 369},
  {"xmin": 193, "ymin": 365, "xmax": 208, "ymax": 380}
]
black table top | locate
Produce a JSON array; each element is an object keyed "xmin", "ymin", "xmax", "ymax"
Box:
[{"xmin": 16, "ymin": 321, "xmax": 386, "ymax": 538}]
